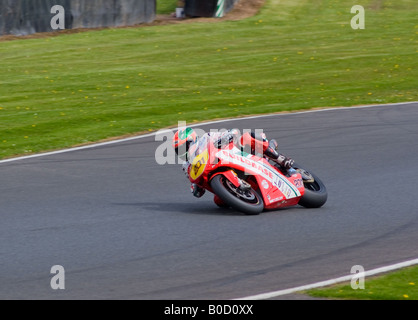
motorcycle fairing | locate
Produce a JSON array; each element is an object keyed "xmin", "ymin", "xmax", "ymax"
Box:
[{"xmin": 215, "ymin": 148, "xmax": 304, "ymax": 205}]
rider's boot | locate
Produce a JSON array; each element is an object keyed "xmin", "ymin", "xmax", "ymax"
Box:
[
  {"xmin": 276, "ymin": 154, "xmax": 294, "ymax": 170},
  {"xmin": 264, "ymin": 142, "xmax": 294, "ymax": 170}
]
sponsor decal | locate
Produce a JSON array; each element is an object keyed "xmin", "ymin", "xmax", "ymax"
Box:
[
  {"xmin": 262, "ymin": 180, "xmax": 269, "ymax": 189},
  {"xmin": 190, "ymin": 149, "xmax": 209, "ymax": 180},
  {"xmin": 216, "ymin": 149, "xmax": 300, "ymax": 199},
  {"xmin": 294, "ymin": 178, "xmax": 303, "ymax": 189},
  {"xmin": 269, "ymin": 196, "xmax": 284, "ymax": 203}
]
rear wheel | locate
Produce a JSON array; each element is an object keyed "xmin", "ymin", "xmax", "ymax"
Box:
[
  {"xmin": 210, "ymin": 175, "xmax": 264, "ymax": 215},
  {"xmin": 293, "ymin": 165, "xmax": 328, "ymax": 208}
]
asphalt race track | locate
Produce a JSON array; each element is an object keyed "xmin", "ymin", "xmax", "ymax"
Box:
[{"xmin": 1, "ymin": 102, "xmax": 417, "ymax": 300}]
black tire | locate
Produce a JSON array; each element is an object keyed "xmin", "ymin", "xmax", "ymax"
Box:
[
  {"xmin": 293, "ymin": 164, "xmax": 328, "ymax": 208},
  {"xmin": 210, "ymin": 175, "xmax": 264, "ymax": 215}
]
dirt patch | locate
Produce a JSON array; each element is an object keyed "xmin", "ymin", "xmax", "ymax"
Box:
[
  {"xmin": 0, "ymin": 0, "xmax": 265, "ymax": 42},
  {"xmin": 368, "ymin": 0, "xmax": 382, "ymax": 10}
]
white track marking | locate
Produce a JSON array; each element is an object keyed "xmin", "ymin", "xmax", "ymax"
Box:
[
  {"xmin": 234, "ymin": 258, "xmax": 418, "ymax": 300},
  {"xmin": 0, "ymin": 101, "xmax": 415, "ymax": 165}
]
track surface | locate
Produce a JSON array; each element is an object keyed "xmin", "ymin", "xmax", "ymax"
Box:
[{"xmin": 1, "ymin": 103, "xmax": 417, "ymax": 300}]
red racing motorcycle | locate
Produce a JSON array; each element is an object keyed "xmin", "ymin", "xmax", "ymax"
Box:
[{"xmin": 187, "ymin": 133, "xmax": 328, "ymax": 215}]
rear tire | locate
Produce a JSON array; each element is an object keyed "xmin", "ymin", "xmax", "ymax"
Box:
[
  {"xmin": 210, "ymin": 175, "xmax": 264, "ymax": 215},
  {"xmin": 293, "ymin": 164, "xmax": 328, "ymax": 208}
]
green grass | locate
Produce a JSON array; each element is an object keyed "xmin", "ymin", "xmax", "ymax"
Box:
[
  {"xmin": 305, "ymin": 265, "xmax": 418, "ymax": 300},
  {"xmin": 157, "ymin": 0, "xmax": 178, "ymax": 15},
  {"xmin": 0, "ymin": 0, "xmax": 417, "ymax": 159}
]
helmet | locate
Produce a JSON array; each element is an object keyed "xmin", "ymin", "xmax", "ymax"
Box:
[{"xmin": 173, "ymin": 127, "xmax": 198, "ymax": 160}]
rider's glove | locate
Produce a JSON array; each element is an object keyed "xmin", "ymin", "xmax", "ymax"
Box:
[{"xmin": 191, "ymin": 183, "xmax": 206, "ymax": 198}]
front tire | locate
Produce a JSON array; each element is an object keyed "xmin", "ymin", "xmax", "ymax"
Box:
[{"xmin": 210, "ymin": 175, "xmax": 264, "ymax": 215}]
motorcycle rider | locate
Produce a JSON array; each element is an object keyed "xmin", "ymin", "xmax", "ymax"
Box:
[{"xmin": 173, "ymin": 127, "xmax": 295, "ymax": 202}]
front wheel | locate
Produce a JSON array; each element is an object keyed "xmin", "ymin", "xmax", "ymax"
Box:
[
  {"xmin": 210, "ymin": 175, "xmax": 264, "ymax": 215},
  {"xmin": 293, "ymin": 164, "xmax": 328, "ymax": 208}
]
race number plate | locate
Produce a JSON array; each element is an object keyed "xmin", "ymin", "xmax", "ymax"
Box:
[{"xmin": 190, "ymin": 149, "xmax": 209, "ymax": 180}]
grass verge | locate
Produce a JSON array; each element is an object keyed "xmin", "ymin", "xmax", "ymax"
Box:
[
  {"xmin": 305, "ymin": 265, "xmax": 418, "ymax": 300},
  {"xmin": 157, "ymin": 0, "xmax": 178, "ymax": 15},
  {"xmin": 0, "ymin": 0, "xmax": 417, "ymax": 159}
]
